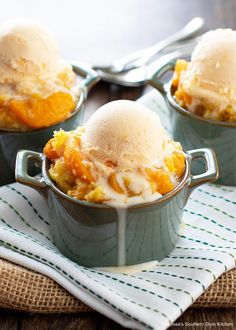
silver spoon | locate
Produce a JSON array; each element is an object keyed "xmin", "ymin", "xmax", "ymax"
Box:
[
  {"xmin": 96, "ymin": 43, "xmax": 194, "ymax": 87},
  {"xmin": 94, "ymin": 17, "xmax": 204, "ymax": 74}
]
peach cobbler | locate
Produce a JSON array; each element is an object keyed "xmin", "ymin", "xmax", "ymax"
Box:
[
  {"xmin": 172, "ymin": 29, "xmax": 236, "ymax": 122},
  {"xmin": 44, "ymin": 100, "xmax": 186, "ymax": 206},
  {"xmin": 0, "ymin": 21, "xmax": 78, "ymax": 131}
]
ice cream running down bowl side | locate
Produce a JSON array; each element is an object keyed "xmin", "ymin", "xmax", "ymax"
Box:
[
  {"xmin": 16, "ymin": 100, "xmax": 218, "ymax": 267},
  {"xmin": 0, "ymin": 20, "xmax": 99, "ymax": 185},
  {"xmin": 148, "ymin": 28, "xmax": 236, "ymax": 186}
]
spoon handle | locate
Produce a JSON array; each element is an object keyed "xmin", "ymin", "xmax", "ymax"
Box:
[
  {"xmin": 128, "ymin": 18, "xmax": 203, "ymax": 69},
  {"xmin": 94, "ymin": 17, "xmax": 204, "ymax": 74}
]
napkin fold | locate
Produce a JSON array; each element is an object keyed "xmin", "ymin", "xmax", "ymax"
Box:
[{"xmin": 0, "ymin": 90, "xmax": 236, "ymax": 330}]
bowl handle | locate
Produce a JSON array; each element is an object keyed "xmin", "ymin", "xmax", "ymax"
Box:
[
  {"xmin": 72, "ymin": 61, "xmax": 100, "ymax": 94},
  {"xmin": 186, "ymin": 148, "xmax": 219, "ymax": 196},
  {"xmin": 146, "ymin": 50, "xmax": 189, "ymax": 94},
  {"xmin": 15, "ymin": 150, "xmax": 47, "ymax": 197}
]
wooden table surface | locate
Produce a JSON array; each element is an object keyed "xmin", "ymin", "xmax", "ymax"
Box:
[{"xmin": 1, "ymin": 0, "xmax": 236, "ymax": 329}]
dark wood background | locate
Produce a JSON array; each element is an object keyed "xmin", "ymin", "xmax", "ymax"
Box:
[{"xmin": 1, "ymin": 0, "xmax": 236, "ymax": 329}]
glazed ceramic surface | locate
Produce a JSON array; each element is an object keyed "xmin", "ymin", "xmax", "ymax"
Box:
[
  {"xmin": 148, "ymin": 59, "xmax": 236, "ymax": 186},
  {"xmin": 0, "ymin": 63, "xmax": 99, "ymax": 186},
  {"xmin": 167, "ymin": 88, "xmax": 236, "ymax": 186},
  {"xmin": 47, "ymin": 184, "xmax": 187, "ymax": 267},
  {"xmin": 16, "ymin": 148, "xmax": 218, "ymax": 267}
]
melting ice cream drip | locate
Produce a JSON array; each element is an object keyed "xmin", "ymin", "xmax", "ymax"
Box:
[{"xmin": 94, "ymin": 207, "xmax": 159, "ymax": 274}]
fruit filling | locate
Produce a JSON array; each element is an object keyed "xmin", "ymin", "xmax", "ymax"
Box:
[{"xmin": 44, "ymin": 128, "xmax": 186, "ymax": 205}]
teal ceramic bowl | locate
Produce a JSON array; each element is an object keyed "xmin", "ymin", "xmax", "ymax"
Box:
[
  {"xmin": 16, "ymin": 148, "xmax": 218, "ymax": 267},
  {"xmin": 0, "ymin": 63, "xmax": 99, "ymax": 186},
  {"xmin": 148, "ymin": 57, "xmax": 236, "ymax": 186}
]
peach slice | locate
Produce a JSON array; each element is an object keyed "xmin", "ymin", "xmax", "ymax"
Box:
[
  {"xmin": 9, "ymin": 91, "xmax": 75, "ymax": 129},
  {"xmin": 43, "ymin": 138, "xmax": 59, "ymax": 161},
  {"xmin": 172, "ymin": 153, "xmax": 185, "ymax": 177},
  {"xmin": 64, "ymin": 137, "xmax": 93, "ymax": 183},
  {"xmin": 108, "ymin": 173, "xmax": 124, "ymax": 194},
  {"xmin": 165, "ymin": 152, "xmax": 185, "ymax": 177},
  {"xmin": 146, "ymin": 168, "xmax": 174, "ymax": 195}
]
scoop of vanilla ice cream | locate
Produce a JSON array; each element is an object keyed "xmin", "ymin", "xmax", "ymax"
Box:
[
  {"xmin": 0, "ymin": 20, "xmax": 76, "ymax": 99},
  {"xmin": 0, "ymin": 20, "xmax": 68, "ymax": 86},
  {"xmin": 182, "ymin": 29, "xmax": 236, "ymax": 110},
  {"xmin": 82, "ymin": 100, "xmax": 167, "ymax": 168}
]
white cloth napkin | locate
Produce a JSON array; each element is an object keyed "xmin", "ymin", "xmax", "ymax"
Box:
[{"xmin": 0, "ymin": 90, "xmax": 236, "ymax": 330}]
